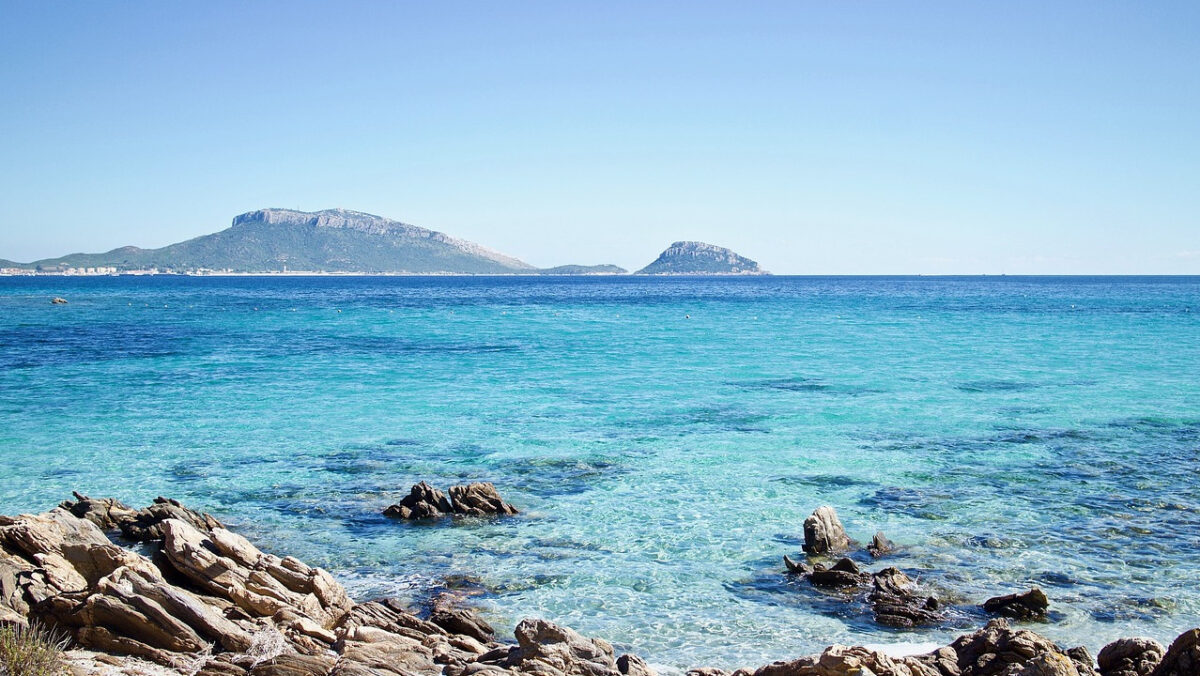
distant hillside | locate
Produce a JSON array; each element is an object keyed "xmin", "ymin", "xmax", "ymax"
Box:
[
  {"xmin": 10, "ymin": 209, "xmax": 539, "ymax": 274},
  {"xmin": 538, "ymin": 264, "xmax": 627, "ymax": 275},
  {"xmin": 636, "ymin": 241, "xmax": 767, "ymax": 275}
]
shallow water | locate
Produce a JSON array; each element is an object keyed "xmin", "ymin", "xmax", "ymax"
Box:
[{"xmin": 1, "ymin": 275, "xmax": 1198, "ymax": 668}]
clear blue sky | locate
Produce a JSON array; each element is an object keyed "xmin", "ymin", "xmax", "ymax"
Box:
[{"xmin": 1, "ymin": 2, "xmax": 1197, "ymax": 273}]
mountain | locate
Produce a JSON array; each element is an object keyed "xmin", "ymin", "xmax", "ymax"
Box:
[
  {"xmin": 11, "ymin": 209, "xmax": 539, "ymax": 274},
  {"xmin": 537, "ymin": 264, "xmax": 627, "ymax": 275},
  {"xmin": 636, "ymin": 241, "xmax": 767, "ymax": 275}
]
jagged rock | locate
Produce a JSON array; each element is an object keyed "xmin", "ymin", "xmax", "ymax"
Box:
[
  {"xmin": 60, "ymin": 493, "xmax": 139, "ymax": 530},
  {"xmin": 384, "ymin": 482, "xmax": 518, "ymax": 519},
  {"xmin": 801, "ymin": 507, "xmax": 851, "ymax": 555},
  {"xmin": 160, "ymin": 519, "xmax": 352, "ymax": 628},
  {"xmin": 869, "ymin": 567, "xmax": 940, "ymax": 628},
  {"xmin": 618, "ymin": 654, "xmax": 658, "ymax": 676},
  {"xmin": 1098, "ymin": 638, "xmax": 1165, "ymax": 676},
  {"xmin": 867, "ymin": 532, "xmax": 895, "ymax": 558},
  {"xmin": 59, "ymin": 494, "xmax": 223, "ymax": 541},
  {"xmin": 383, "ymin": 482, "xmax": 453, "ymax": 519},
  {"xmin": 754, "ymin": 644, "xmax": 944, "ymax": 676},
  {"xmin": 783, "ymin": 555, "xmax": 810, "ymax": 575},
  {"xmin": 431, "ymin": 604, "xmax": 495, "ymax": 644},
  {"xmin": 471, "ymin": 618, "xmax": 621, "ymax": 676},
  {"xmin": 448, "ymin": 483, "xmax": 519, "ymax": 517},
  {"xmin": 950, "ymin": 619, "xmax": 1095, "ymax": 676},
  {"xmin": 982, "ymin": 588, "xmax": 1050, "ymax": 620},
  {"xmin": 1151, "ymin": 629, "xmax": 1200, "ymax": 676},
  {"xmin": 809, "ymin": 558, "xmax": 868, "ymax": 587}
]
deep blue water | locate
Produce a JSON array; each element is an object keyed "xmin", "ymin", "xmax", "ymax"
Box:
[{"xmin": 1, "ymin": 275, "xmax": 1198, "ymax": 668}]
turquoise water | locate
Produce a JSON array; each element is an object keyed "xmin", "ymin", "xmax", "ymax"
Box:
[{"xmin": 1, "ymin": 276, "xmax": 1198, "ymax": 668}]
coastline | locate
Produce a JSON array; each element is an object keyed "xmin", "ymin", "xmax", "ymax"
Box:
[{"xmin": 1, "ymin": 495, "xmax": 1194, "ymax": 676}]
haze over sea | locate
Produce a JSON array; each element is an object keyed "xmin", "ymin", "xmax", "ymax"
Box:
[{"xmin": 1, "ymin": 275, "xmax": 1198, "ymax": 669}]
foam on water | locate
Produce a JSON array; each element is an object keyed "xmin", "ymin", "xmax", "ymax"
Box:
[{"xmin": 1, "ymin": 275, "xmax": 1198, "ymax": 668}]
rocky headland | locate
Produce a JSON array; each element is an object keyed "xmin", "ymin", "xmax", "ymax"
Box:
[{"xmin": 0, "ymin": 494, "xmax": 1195, "ymax": 676}]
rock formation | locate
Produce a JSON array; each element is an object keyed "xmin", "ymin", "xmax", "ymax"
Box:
[
  {"xmin": 384, "ymin": 482, "xmax": 518, "ymax": 520},
  {"xmin": 982, "ymin": 588, "xmax": 1050, "ymax": 620},
  {"xmin": 1097, "ymin": 638, "xmax": 1165, "ymax": 676},
  {"xmin": 801, "ymin": 506, "xmax": 851, "ymax": 555}
]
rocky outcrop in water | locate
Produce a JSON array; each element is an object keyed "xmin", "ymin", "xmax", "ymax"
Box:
[
  {"xmin": 801, "ymin": 506, "xmax": 851, "ymax": 555},
  {"xmin": 384, "ymin": 482, "xmax": 519, "ymax": 520},
  {"xmin": 636, "ymin": 242, "xmax": 767, "ymax": 275},
  {"xmin": 3, "ymin": 495, "xmax": 1198, "ymax": 676},
  {"xmin": 867, "ymin": 532, "xmax": 895, "ymax": 558},
  {"xmin": 982, "ymin": 588, "xmax": 1050, "ymax": 620}
]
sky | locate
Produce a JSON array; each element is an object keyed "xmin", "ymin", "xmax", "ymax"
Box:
[{"xmin": 1, "ymin": 2, "xmax": 1197, "ymax": 274}]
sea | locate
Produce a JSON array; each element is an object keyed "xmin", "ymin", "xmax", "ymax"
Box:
[{"xmin": 1, "ymin": 275, "xmax": 1197, "ymax": 669}]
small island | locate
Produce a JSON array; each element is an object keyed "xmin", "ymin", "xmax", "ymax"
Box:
[{"xmin": 636, "ymin": 241, "xmax": 767, "ymax": 275}]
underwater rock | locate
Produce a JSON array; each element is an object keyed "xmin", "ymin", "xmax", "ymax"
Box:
[
  {"xmin": 802, "ymin": 506, "xmax": 851, "ymax": 555},
  {"xmin": 982, "ymin": 588, "xmax": 1050, "ymax": 620},
  {"xmin": 1097, "ymin": 637, "xmax": 1165, "ymax": 676}
]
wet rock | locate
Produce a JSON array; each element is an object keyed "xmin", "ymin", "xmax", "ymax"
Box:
[
  {"xmin": 1097, "ymin": 637, "xmax": 1165, "ymax": 676},
  {"xmin": 867, "ymin": 531, "xmax": 895, "ymax": 558},
  {"xmin": 383, "ymin": 482, "xmax": 453, "ymax": 519},
  {"xmin": 1151, "ymin": 628, "xmax": 1200, "ymax": 676},
  {"xmin": 869, "ymin": 567, "xmax": 941, "ymax": 628},
  {"xmin": 982, "ymin": 588, "xmax": 1050, "ymax": 620},
  {"xmin": 448, "ymin": 483, "xmax": 519, "ymax": 517},
  {"xmin": 618, "ymin": 654, "xmax": 658, "ymax": 676},
  {"xmin": 801, "ymin": 506, "xmax": 851, "ymax": 555},
  {"xmin": 783, "ymin": 555, "xmax": 810, "ymax": 575},
  {"xmin": 430, "ymin": 604, "xmax": 495, "ymax": 644},
  {"xmin": 809, "ymin": 558, "xmax": 868, "ymax": 587},
  {"xmin": 384, "ymin": 482, "xmax": 518, "ymax": 519}
]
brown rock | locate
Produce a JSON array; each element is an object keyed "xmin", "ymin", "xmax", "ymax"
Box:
[
  {"xmin": 1150, "ymin": 629, "xmax": 1200, "ymax": 676},
  {"xmin": 448, "ymin": 483, "xmax": 519, "ymax": 517},
  {"xmin": 982, "ymin": 588, "xmax": 1050, "ymax": 620},
  {"xmin": 1098, "ymin": 637, "xmax": 1165, "ymax": 676},
  {"xmin": 431, "ymin": 605, "xmax": 495, "ymax": 644},
  {"xmin": 383, "ymin": 482, "xmax": 453, "ymax": 520},
  {"xmin": 801, "ymin": 506, "xmax": 851, "ymax": 556},
  {"xmin": 809, "ymin": 558, "xmax": 868, "ymax": 587},
  {"xmin": 867, "ymin": 532, "xmax": 895, "ymax": 558},
  {"xmin": 869, "ymin": 567, "xmax": 940, "ymax": 628},
  {"xmin": 951, "ymin": 619, "xmax": 1093, "ymax": 676},
  {"xmin": 618, "ymin": 654, "xmax": 657, "ymax": 676}
]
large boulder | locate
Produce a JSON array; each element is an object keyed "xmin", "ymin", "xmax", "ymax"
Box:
[
  {"xmin": 869, "ymin": 567, "xmax": 940, "ymax": 628},
  {"xmin": 1098, "ymin": 638, "xmax": 1165, "ymax": 676},
  {"xmin": 801, "ymin": 506, "xmax": 851, "ymax": 555},
  {"xmin": 469, "ymin": 618, "xmax": 621, "ymax": 676},
  {"xmin": 950, "ymin": 619, "xmax": 1096, "ymax": 676}
]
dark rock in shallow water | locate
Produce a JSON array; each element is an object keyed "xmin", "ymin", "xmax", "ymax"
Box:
[
  {"xmin": 1151, "ymin": 629, "xmax": 1200, "ymax": 676},
  {"xmin": 448, "ymin": 482, "xmax": 519, "ymax": 516},
  {"xmin": 801, "ymin": 506, "xmax": 851, "ymax": 555},
  {"xmin": 809, "ymin": 558, "xmax": 868, "ymax": 587},
  {"xmin": 1098, "ymin": 637, "xmax": 1166, "ymax": 676},
  {"xmin": 867, "ymin": 531, "xmax": 895, "ymax": 558},
  {"xmin": 869, "ymin": 567, "xmax": 941, "ymax": 628},
  {"xmin": 983, "ymin": 587, "xmax": 1050, "ymax": 620},
  {"xmin": 782, "ymin": 554, "xmax": 810, "ymax": 575},
  {"xmin": 383, "ymin": 481, "xmax": 518, "ymax": 519},
  {"xmin": 383, "ymin": 482, "xmax": 453, "ymax": 519}
]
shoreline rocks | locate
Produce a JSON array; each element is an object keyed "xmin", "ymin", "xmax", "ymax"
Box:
[
  {"xmin": 1, "ymin": 495, "xmax": 1198, "ymax": 676},
  {"xmin": 383, "ymin": 482, "xmax": 518, "ymax": 520}
]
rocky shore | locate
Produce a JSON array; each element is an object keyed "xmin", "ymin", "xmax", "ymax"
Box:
[{"xmin": 0, "ymin": 494, "xmax": 1196, "ymax": 676}]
